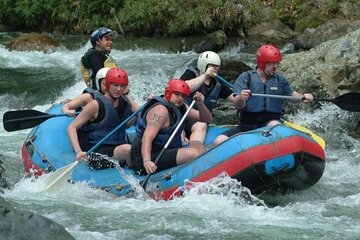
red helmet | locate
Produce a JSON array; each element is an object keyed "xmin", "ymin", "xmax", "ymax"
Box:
[
  {"xmin": 256, "ymin": 45, "xmax": 282, "ymax": 70},
  {"xmin": 164, "ymin": 79, "xmax": 190, "ymax": 100},
  {"xmin": 105, "ymin": 68, "xmax": 128, "ymax": 91}
]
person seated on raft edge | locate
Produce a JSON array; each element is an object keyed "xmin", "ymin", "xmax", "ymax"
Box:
[
  {"xmin": 67, "ymin": 67, "xmax": 139, "ymax": 169},
  {"xmin": 212, "ymin": 44, "xmax": 314, "ymax": 147},
  {"xmin": 130, "ymin": 79, "xmax": 212, "ymax": 175},
  {"xmin": 179, "ymin": 51, "xmax": 236, "ymax": 153}
]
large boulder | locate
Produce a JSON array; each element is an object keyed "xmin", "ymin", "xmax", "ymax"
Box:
[
  {"xmin": 193, "ymin": 30, "xmax": 228, "ymax": 53},
  {"xmin": 5, "ymin": 33, "xmax": 60, "ymax": 53},
  {"xmin": 280, "ymin": 28, "xmax": 360, "ymax": 96},
  {"xmin": 0, "ymin": 197, "xmax": 75, "ymax": 240},
  {"xmin": 295, "ymin": 20, "xmax": 360, "ymax": 50}
]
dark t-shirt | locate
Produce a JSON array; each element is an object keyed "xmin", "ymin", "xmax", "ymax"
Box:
[
  {"xmin": 89, "ymin": 51, "xmax": 107, "ymax": 84},
  {"xmin": 180, "ymin": 69, "xmax": 232, "ymax": 100}
]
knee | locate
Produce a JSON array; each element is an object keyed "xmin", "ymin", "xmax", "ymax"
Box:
[
  {"xmin": 192, "ymin": 122, "xmax": 207, "ymax": 132},
  {"xmin": 212, "ymin": 135, "xmax": 228, "ymax": 147},
  {"xmin": 267, "ymin": 120, "xmax": 281, "ymax": 127}
]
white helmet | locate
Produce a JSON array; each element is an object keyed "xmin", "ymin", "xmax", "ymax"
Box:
[
  {"xmin": 197, "ymin": 51, "xmax": 221, "ymax": 74},
  {"xmin": 95, "ymin": 67, "xmax": 110, "ymax": 92}
]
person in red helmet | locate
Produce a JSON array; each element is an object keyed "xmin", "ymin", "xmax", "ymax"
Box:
[
  {"xmin": 67, "ymin": 68, "xmax": 138, "ymax": 168},
  {"xmin": 213, "ymin": 45, "xmax": 313, "ymax": 146},
  {"xmin": 131, "ymin": 79, "xmax": 212, "ymax": 175}
]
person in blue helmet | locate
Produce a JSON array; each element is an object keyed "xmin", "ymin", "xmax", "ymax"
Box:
[
  {"xmin": 80, "ymin": 27, "xmax": 118, "ymax": 89},
  {"xmin": 130, "ymin": 79, "xmax": 212, "ymax": 175},
  {"xmin": 179, "ymin": 51, "xmax": 236, "ymax": 153},
  {"xmin": 213, "ymin": 45, "xmax": 314, "ymax": 146}
]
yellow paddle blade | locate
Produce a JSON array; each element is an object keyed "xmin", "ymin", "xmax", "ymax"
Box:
[{"xmin": 283, "ymin": 121, "xmax": 326, "ymax": 149}]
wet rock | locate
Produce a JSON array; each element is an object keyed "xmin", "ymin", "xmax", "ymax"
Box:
[
  {"xmin": 193, "ymin": 30, "xmax": 227, "ymax": 53},
  {"xmin": 280, "ymin": 28, "xmax": 360, "ymax": 97},
  {"xmin": 0, "ymin": 196, "xmax": 75, "ymax": 240},
  {"xmin": 246, "ymin": 19, "xmax": 297, "ymax": 44},
  {"xmin": 5, "ymin": 33, "xmax": 60, "ymax": 53},
  {"xmin": 0, "ymin": 156, "xmax": 8, "ymax": 191},
  {"xmin": 295, "ymin": 20, "xmax": 360, "ymax": 50}
]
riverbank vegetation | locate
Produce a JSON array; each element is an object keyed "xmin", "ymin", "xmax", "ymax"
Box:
[{"xmin": 0, "ymin": 0, "xmax": 358, "ymax": 36}]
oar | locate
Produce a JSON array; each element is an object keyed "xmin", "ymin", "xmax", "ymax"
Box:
[
  {"xmin": 141, "ymin": 100, "xmax": 196, "ymax": 190},
  {"xmin": 214, "ymin": 74, "xmax": 326, "ymax": 149},
  {"xmin": 44, "ymin": 104, "xmax": 145, "ymax": 192},
  {"xmin": 215, "ymin": 73, "xmax": 360, "ymax": 112},
  {"xmin": 3, "ymin": 109, "xmax": 79, "ymax": 132}
]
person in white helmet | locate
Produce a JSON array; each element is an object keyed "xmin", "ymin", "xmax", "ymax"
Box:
[
  {"xmin": 62, "ymin": 67, "xmax": 110, "ymax": 116},
  {"xmin": 179, "ymin": 51, "xmax": 236, "ymax": 153}
]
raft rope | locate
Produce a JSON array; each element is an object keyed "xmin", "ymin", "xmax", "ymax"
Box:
[{"xmin": 26, "ymin": 136, "xmax": 56, "ymax": 170}]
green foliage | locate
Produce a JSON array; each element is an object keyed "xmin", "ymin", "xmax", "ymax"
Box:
[
  {"xmin": 272, "ymin": 0, "xmax": 341, "ymax": 31},
  {"xmin": 118, "ymin": 0, "xmax": 245, "ymax": 35},
  {"xmin": 0, "ymin": 0, "xmax": 354, "ymax": 35}
]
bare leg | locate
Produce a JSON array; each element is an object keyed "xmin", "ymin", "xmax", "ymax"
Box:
[
  {"xmin": 176, "ymin": 148, "xmax": 200, "ymax": 165},
  {"xmin": 113, "ymin": 144, "xmax": 132, "ymax": 167},
  {"xmin": 267, "ymin": 120, "xmax": 281, "ymax": 126},
  {"xmin": 212, "ymin": 134, "xmax": 229, "ymax": 147},
  {"xmin": 189, "ymin": 122, "xmax": 207, "ymax": 143},
  {"xmin": 189, "ymin": 140, "xmax": 206, "ymax": 155}
]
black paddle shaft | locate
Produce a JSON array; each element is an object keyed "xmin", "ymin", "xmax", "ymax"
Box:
[{"xmin": 3, "ymin": 109, "xmax": 60, "ymax": 132}]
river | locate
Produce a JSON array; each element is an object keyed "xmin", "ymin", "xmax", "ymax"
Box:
[{"xmin": 0, "ymin": 33, "xmax": 359, "ymax": 239}]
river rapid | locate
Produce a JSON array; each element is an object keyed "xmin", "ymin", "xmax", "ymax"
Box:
[{"xmin": 0, "ymin": 33, "xmax": 359, "ymax": 240}]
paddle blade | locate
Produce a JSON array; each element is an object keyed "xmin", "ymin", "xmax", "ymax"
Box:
[
  {"xmin": 283, "ymin": 121, "xmax": 326, "ymax": 149},
  {"xmin": 3, "ymin": 110, "xmax": 56, "ymax": 132},
  {"xmin": 333, "ymin": 93, "xmax": 360, "ymax": 112},
  {"xmin": 44, "ymin": 161, "xmax": 78, "ymax": 192}
]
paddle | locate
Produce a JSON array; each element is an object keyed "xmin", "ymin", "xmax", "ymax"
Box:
[
  {"xmin": 141, "ymin": 100, "xmax": 196, "ymax": 190},
  {"xmin": 3, "ymin": 109, "xmax": 79, "ymax": 132},
  {"xmin": 44, "ymin": 104, "xmax": 145, "ymax": 192},
  {"xmin": 215, "ymin": 74, "xmax": 360, "ymax": 112},
  {"xmin": 214, "ymin": 74, "xmax": 326, "ymax": 149}
]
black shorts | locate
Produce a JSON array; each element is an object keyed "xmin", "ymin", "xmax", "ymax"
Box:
[
  {"xmin": 184, "ymin": 119, "xmax": 208, "ymax": 139},
  {"xmin": 131, "ymin": 136, "xmax": 178, "ymax": 175},
  {"xmin": 184, "ymin": 119, "xmax": 196, "ymax": 139}
]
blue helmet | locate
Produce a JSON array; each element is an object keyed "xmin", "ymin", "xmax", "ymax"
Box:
[{"xmin": 90, "ymin": 27, "xmax": 118, "ymax": 47}]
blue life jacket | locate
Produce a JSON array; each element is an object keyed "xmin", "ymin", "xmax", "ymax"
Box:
[
  {"xmin": 86, "ymin": 94, "xmax": 132, "ymax": 145},
  {"xmin": 243, "ymin": 71, "xmax": 283, "ymax": 113},
  {"xmin": 82, "ymin": 87, "xmax": 102, "ymax": 99},
  {"xmin": 135, "ymin": 96, "xmax": 186, "ymax": 149},
  {"xmin": 184, "ymin": 67, "xmax": 221, "ymax": 111},
  {"xmin": 78, "ymin": 87, "xmax": 103, "ymax": 133}
]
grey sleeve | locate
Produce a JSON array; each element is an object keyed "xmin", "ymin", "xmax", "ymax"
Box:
[{"xmin": 233, "ymin": 72, "xmax": 250, "ymax": 95}]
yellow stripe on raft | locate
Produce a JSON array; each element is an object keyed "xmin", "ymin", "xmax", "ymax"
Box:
[{"xmin": 283, "ymin": 121, "xmax": 326, "ymax": 150}]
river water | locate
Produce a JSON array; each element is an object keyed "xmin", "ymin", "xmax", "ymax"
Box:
[{"xmin": 0, "ymin": 33, "xmax": 359, "ymax": 239}]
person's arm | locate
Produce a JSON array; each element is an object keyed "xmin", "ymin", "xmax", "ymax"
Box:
[
  {"xmin": 126, "ymin": 97, "xmax": 140, "ymax": 127},
  {"xmin": 67, "ymin": 100, "xmax": 99, "ymax": 161},
  {"xmin": 141, "ymin": 105, "xmax": 168, "ymax": 174},
  {"xmin": 292, "ymin": 91, "xmax": 314, "ymax": 102},
  {"xmin": 188, "ymin": 92, "xmax": 212, "ymax": 123},
  {"xmin": 61, "ymin": 93, "xmax": 93, "ymax": 116},
  {"xmin": 233, "ymin": 73, "xmax": 251, "ymax": 109},
  {"xmin": 280, "ymin": 75, "xmax": 314, "ymax": 103},
  {"xmin": 181, "ymin": 67, "xmax": 215, "ymax": 92}
]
